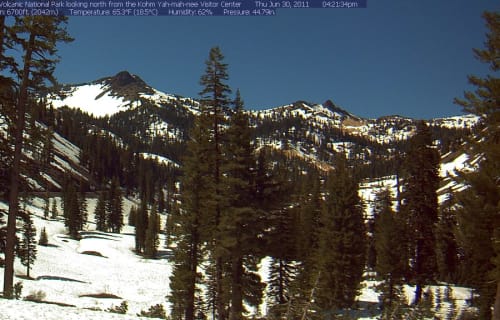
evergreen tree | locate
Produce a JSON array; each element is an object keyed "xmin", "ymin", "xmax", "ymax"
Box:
[
  {"xmin": 135, "ymin": 200, "xmax": 148, "ymax": 253},
  {"xmin": 19, "ymin": 215, "xmax": 37, "ymax": 278},
  {"xmin": 79, "ymin": 190, "xmax": 88, "ymax": 229},
  {"xmin": 43, "ymin": 195, "xmax": 50, "ymax": 220},
  {"xmin": 38, "ymin": 227, "xmax": 48, "ymax": 246},
  {"xmin": 107, "ymin": 177, "xmax": 123, "ymax": 233},
  {"xmin": 199, "ymin": 46, "xmax": 232, "ymax": 320},
  {"xmin": 400, "ymin": 121, "xmax": 440, "ymax": 304},
  {"xmin": 165, "ymin": 201, "xmax": 179, "ymax": 248},
  {"xmin": 50, "ymin": 198, "xmax": 58, "ymax": 219},
  {"xmin": 374, "ymin": 188, "xmax": 406, "ymax": 310},
  {"xmin": 144, "ymin": 204, "xmax": 160, "ymax": 258},
  {"xmin": 435, "ymin": 195, "xmax": 459, "ymax": 282},
  {"xmin": 40, "ymin": 126, "xmax": 54, "ymax": 168},
  {"xmin": 128, "ymin": 205, "xmax": 137, "ymax": 227},
  {"xmin": 94, "ymin": 192, "xmax": 107, "ymax": 232},
  {"xmin": 65, "ymin": 184, "xmax": 82, "ymax": 239},
  {"xmin": 454, "ymin": 11, "xmax": 500, "ymax": 320},
  {"xmin": 221, "ymin": 90, "xmax": 265, "ymax": 320},
  {"xmin": 3, "ymin": 16, "xmax": 72, "ymax": 298},
  {"xmin": 314, "ymin": 154, "xmax": 366, "ymax": 311},
  {"xmin": 169, "ymin": 113, "xmax": 214, "ymax": 320}
]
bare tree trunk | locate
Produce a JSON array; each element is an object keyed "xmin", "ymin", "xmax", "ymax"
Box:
[{"xmin": 3, "ymin": 32, "xmax": 35, "ymax": 299}]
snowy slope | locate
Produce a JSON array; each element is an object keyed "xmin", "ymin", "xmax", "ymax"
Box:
[
  {"xmin": 0, "ymin": 196, "xmax": 172, "ymax": 317},
  {"xmin": 50, "ymin": 83, "xmax": 138, "ymax": 117}
]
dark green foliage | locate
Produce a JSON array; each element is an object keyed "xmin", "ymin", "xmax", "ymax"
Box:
[
  {"xmin": 135, "ymin": 200, "xmax": 148, "ymax": 253},
  {"xmin": 40, "ymin": 126, "xmax": 54, "ymax": 169},
  {"xmin": 138, "ymin": 304, "xmax": 167, "ymax": 319},
  {"xmin": 43, "ymin": 196, "xmax": 49, "ymax": 220},
  {"xmin": 2, "ymin": 15, "xmax": 72, "ymax": 298},
  {"xmin": 94, "ymin": 192, "xmax": 107, "ymax": 232},
  {"xmin": 50, "ymin": 199, "xmax": 58, "ymax": 219},
  {"xmin": 374, "ymin": 188, "xmax": 406, "ymax": 309},
  {"xmin": 400, "ymin": 121, "xmax": 440, "ymax": 304},
  {"xmin": 79, "ymin": 191, "xmax": 88, "ymax": 226},
  {"xmin": 169, "ymin": 112, "xmax": 214, "ymax": 320},
  {"xmin": 164, "ymin": 202, "xmax": 178, "ymax": 247},
  {"xmin": 63, "ymin": 182, "xmax": 82, "ymax": 239},
  {"xmin": 144, "ymin": 204, "xmax": 160, "ymax": 258},
  {"xmin": 314, "ymin": 154, "xmax": 366, "ymax": 311},
  {"xmin": 435, "ymin": 195, "xmax": 459, "ymax": 282},
  {"xmin": 107, "ymin": 177, "xmax": 123, "ymax": 233},
  {"xmin": 128, "ymin": 205, "xmax": 137, "ymax": 227},
  {"xmin": 38, "ymin": 227, "xmax": 48, "ymax": 246},
  {"xmin": 19, "ymin": 215, "xmax": 37, "ymax": 278},
  {"xmin": 454, "ymin": 11, "xmax": 500, "ymax": 320}
]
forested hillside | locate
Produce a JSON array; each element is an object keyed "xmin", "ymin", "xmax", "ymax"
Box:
[{"xmin": 0, "ymin": 12, "xmax": 498, "ymax": 320}]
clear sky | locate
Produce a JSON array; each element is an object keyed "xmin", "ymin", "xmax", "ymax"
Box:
[{"xmin": 54, "ymin": 0, "xmax": 499, "ymax": 119}]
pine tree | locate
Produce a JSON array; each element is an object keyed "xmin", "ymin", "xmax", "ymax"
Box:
[
  {"xmin": 79, "ymin": 190, "xmax": 88, "ymax": 229},
  {"xmin": 128, "ymin": 205, "xmax": 137, "ymax": 227},
  {"xmin": 400, "ymin": 121, "xmax": 440, "ymax": 304},
  {"xmin": 40, "ymin": 126, "xmax": 54, "ymax": 169},
  {"xmin": 38, "ymin": 227, "xmax": 48, "ymax": 246},
  {"xmin": 454, "ymin": 11, "xmax": 500, "ymax": 320},
  {"xmin": 65, "ymin": 184, "xmax": 82, "ymax": 239},
  {"xmin": 314, "ymin": 154, "xmax": 366, "ymax": 311},
  {"xmin": 199, "ymin": 46, "xmax": 232, "ymax": 320},
  {"xmin": 374, "ymin": 188, "xmax": 406, "ymax": 310},
  {"xmin": 50, "ymin": 198, "xmax": 58, "ymax": 219},
  {"xmin": 43, "ymin": 195, "xmax": 50, "ymax": 220},
  {"xmin": 165, "ymin": 201, "xmax": 179, "ymax": 248},
  {"xmin": 94, "ymin": 192, "xmax": 107, "ymax": 231},
  {"xmin": 135, "ymin": 200, "xmax": 148, "ymax": 253},
  {"xmin": 19, "ymin": 215, "xmax": 37, "ymax": 278},
  {"xmin": 221, "ymin": 90, "xmax": 265, "ymax": 320},
  {"xmin": 169, "ymin": 113, "xmax": 214, "ymax": 320},
  {"xmin": 144, "ymin": 204, "xmax": 160, "ymax": 258},
  {"xmin": 107, "ymin": 177, "xmax": 123, "ymax": 233},
  {"xmin": 3, "ymin": 16, "xmax": 72, "ymax": 298},
  {"xmin": 435, "ymin": 195, "xmax": 459, "ymax": 282}
]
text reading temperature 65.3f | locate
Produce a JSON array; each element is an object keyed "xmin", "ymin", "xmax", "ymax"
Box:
[{"xmin": 254, "ymin": 1, "xmax": 310, "ymax": 9}]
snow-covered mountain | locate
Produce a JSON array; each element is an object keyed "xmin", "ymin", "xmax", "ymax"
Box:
[{"xmin": 47, "ymin": 71, "xmax": 480, "ymax": 171}]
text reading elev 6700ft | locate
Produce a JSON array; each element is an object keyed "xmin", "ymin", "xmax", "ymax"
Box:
[{"xmin": 0, "ymin": 0, "xmax": 367, "ymax": 17}]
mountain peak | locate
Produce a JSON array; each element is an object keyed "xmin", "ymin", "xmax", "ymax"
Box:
[
  {"xmin": 94, "ymin": 71, "xmax": 154, "ymax": 100},
  {"xmin": 110, "ymin": 71, "xmax": 140, "ymax": 87}
]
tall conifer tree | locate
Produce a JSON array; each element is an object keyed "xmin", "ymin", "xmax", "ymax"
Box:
[
  {"xmin": 454, "ymin": 11, "xmax": 500, "ymax": 319},
  {"xmin": 3, "ymin": 16, "xmax": 72, "ymax": 298},
  {"xmin": 169, "ymin": 113, "xmax": 214, "ymax": 320},
  {"xmin": 94, "ymin": 192, "xmax": 107, "ymax": 231},
  {"xmin": 314, "ymin": 154, "xmax": 366, "ymax": 311},
  {"xmin": 222, "ymin": 90, "xmax": 264, "ymax": 320},
  {"xmin": 400, "ymin": 121, "xmax": 440, "ymax": 304},
  {"xmin": 145, "ymin": 204, "xmax": 160, "ymax": 258},
  {"xmin": 19, "ymin": 215, "xmax": 37, "ymax": 278},
  {"xmin": 374, "ymin": 188, "xmax": 406, "ymax": 310},
  {"xmin": 199, "ymin": 46, "xmax": 232, "ymax": 320}
]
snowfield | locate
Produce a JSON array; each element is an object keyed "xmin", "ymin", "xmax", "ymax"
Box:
[{"xmin": 0, "ymin": 197, "xmax": 172, "ymax": 318}]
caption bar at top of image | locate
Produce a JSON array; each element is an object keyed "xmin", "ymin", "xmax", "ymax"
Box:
[{"xmin": 0, "ymin": 0, "xmax": 367, "ymax": 17}]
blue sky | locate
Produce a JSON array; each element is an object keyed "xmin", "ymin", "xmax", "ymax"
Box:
[{"xmin": 54, "ymin": 0, "xmax": 499, "ymax": 119}]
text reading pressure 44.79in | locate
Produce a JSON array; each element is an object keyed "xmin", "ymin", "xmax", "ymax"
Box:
[{"xmin": 0, "ymin": 0, "xmax": 367, "ymax": 16}]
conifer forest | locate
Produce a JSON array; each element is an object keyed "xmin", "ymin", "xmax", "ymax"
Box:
[{"xmin": 0, "ymin": 11, "xmax": 499, "ymax": 320}]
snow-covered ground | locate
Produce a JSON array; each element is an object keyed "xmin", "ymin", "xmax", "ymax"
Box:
[
  {"xmin": 0, "ymin": 196, "xmax": 171, "ymax": 318},
  {"xmin": 50, "ymin": 84, "xmax": 138, "ymax": 117}
]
